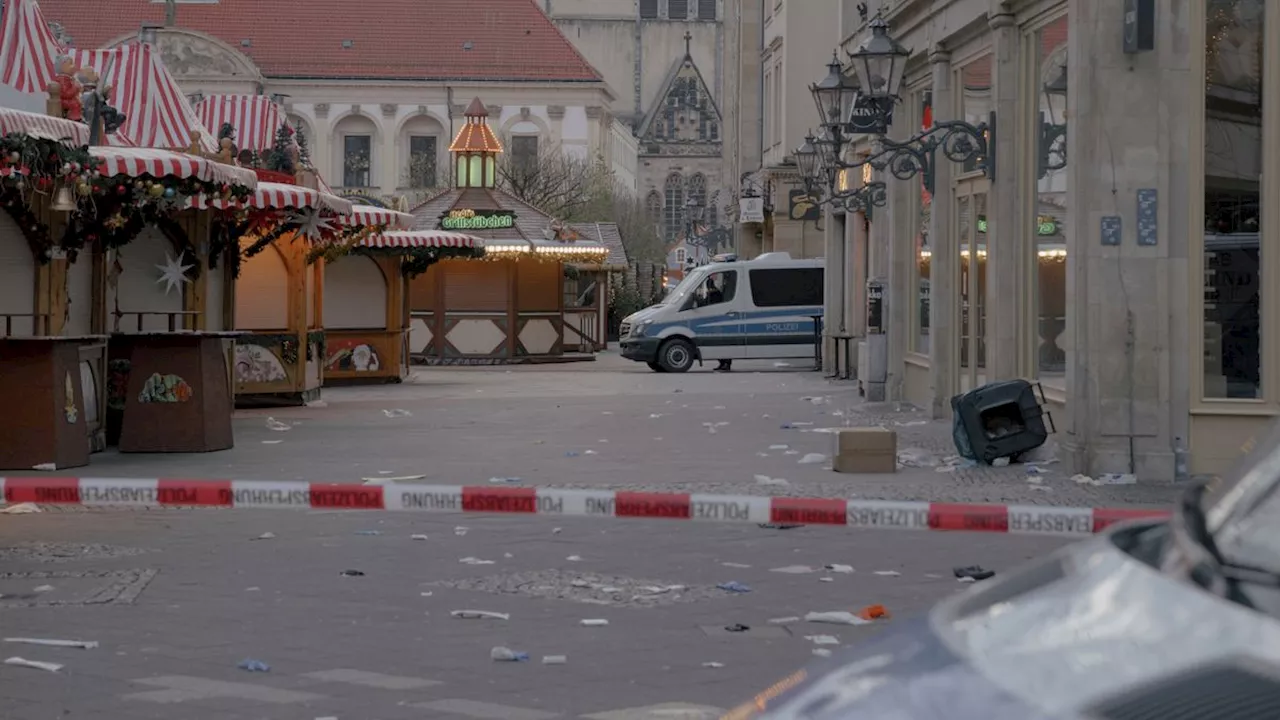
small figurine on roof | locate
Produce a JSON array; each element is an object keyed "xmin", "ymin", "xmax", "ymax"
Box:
[{"xmin": 50, "ymin": 54, "xmax": 84, "ymax": 121}]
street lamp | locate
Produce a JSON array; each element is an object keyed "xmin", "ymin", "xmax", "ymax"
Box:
[
  {"xmin": 847, "ymin": 17, "xmax": 909, "ymax": 101},
  {"xmin": 810, "ymin": 51, "xmax": 858, "ymax": 130},
  {"xmin": 800, "ymin": 17, "xmax": 994, "ymax": 199}
]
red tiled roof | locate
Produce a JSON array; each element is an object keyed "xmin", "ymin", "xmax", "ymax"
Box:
[{"xmin": 37, "ymin": 0, "xmax": 602, "ymax": 82}]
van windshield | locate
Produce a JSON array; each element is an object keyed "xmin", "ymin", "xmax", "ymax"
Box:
[{"xmin": 659, "ymin": 269, "xmax": 708, "ymax": 306}]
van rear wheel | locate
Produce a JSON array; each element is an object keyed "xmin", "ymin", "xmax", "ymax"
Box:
[
  {"xmin": 647, "ymin": 362, "xmax": 667, "ymax": 373},
  {"xmin": 658, "ymin": 338, "xmax": 695, "ymax": 373}
]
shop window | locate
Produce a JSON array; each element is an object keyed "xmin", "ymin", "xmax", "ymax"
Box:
[
  {"xmin": 912, "ymin": 88, "xmax": 933, "ymax": 355},
  {"xmin": 1034, "ymin": 16, "xmax": 1069, "ymax": 379},
  {"xmin": 342, "ymin": 134, "xmax": 371, "ymax": 188},
  {"xmin": 1202, "ymin": 0, "xmax": 1263, "ymax": 399}
]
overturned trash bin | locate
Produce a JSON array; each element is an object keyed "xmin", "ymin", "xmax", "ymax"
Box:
[{"xmin": 950, "ymin": 380, "xmax": 1054, "ymax": 465}]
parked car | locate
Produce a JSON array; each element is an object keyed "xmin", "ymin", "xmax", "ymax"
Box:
[{"xmin": 724, "ymin": 423, "xmax": 1280, "ymax": 720}]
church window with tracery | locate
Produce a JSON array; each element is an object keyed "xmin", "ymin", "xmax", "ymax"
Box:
[{"xmin": 663, "ymin": 173, "xmax": 685, "ymax": 241}]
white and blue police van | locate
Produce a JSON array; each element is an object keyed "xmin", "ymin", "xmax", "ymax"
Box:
[{"xmin": 619, "ymin": 252, "xmax": 824, "ymax": 372}]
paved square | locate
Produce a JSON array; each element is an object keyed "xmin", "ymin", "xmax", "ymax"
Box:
[
  {"xmin": 413, "ymin": 698, "xmax": 562, "ymax": 719},
  {"xmin": 122, "ymin": 675, "xmax": 323, "ymax": 704},
  {"xmin": 302, "ymin": 667, "xmax": 442, "ymax": 689}
]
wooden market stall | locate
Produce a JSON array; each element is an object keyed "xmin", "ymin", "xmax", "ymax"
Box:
[
  {"xmin": 405, "ymin": 99, "xmax": 610, "ymax": 364},
  {"xmin": 323, "ymin": 225, "xmax": 483, "ymax": 382},
  {"xmin": 224, "ymin": 179, "xmax": 353, "ymax": 404}
]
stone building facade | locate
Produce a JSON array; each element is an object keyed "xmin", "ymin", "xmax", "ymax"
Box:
[{"xmin": 799, "ymin": 0, "xmax": 1267, "ymax": 478}]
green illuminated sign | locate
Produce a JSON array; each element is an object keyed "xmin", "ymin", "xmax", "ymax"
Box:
[
  {"xmin": 974, "ymin": 216, "xmax": 1058, "ymax": 235},
  {"xmin": 441, "ymin": 209, "xmax": 516, "ymax": 231}
]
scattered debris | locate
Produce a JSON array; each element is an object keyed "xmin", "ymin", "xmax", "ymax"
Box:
[
  {"xmin": 459, "ymin": 557, "xmax": 494, "ymax": 565},
  {"xmin": 566, "ymin": 451, "xmax": 580, "ymax": 457},
  {"xmin": 420, "ymin": 591, "xmax": 433, "ymax": 597},
  {"xmin": 32, "ymin": 585, "xmax": 53, "ymax": 593},
  {"xmin": 649, "ymin": 413, "xmax": 664, "ymax": 419},
  {"xmin": 362, "ymin": 475, "xmax": 424, "ymax": 484},
  {"xmin": 451, "ymin": 610, "xmax": 510, "ymax": 620},
  {"xmin": 0, "ymin": 503, "xmax": 40, "ymax": 515},
  {"xmin": 265, "ymin": 417, "xmax": 291, "ymax": 432},
  {"xmin": 724, "ymin": 624, "xmax": 750, "ymax": 633},
  {"xmin": 454, "ymin": 527, "xmax": 468, "ymax": 536},
  {"xmin": 804, "ymin": 611, "xmax": 871, "ymax": 626},
  {"xmin": 894, "ymin": 420, "xmax": 928, "ymax": 427},
  {"xmin": 304, "ymin": 399, "xmax": 328, "ymax": 408},
  {"xmin": 771, "ymin": 565, "xmax": 816, "ymax": 574},
  {"xmin": 754, "ymin": 475, "xmax": 789, "ymax": 487},
  {"xmin": 802, "ymin": 396, "xmax": 829, "ymax": 405},
  {"xmin": 542, "ymin": 655, "xmax": 567, "ymax": 665},
  {"xmin": 992, "ymin": 457, "xmax": 1011, "ymax": 467},
  {"xmin": 410, "ymin": 534, "xmax": 429, "ymax": 541},
  {"xmin": 237, "ymin": 659, "xmax": 270, "ymax": 672},
  {"xmin": 31, "ymin": 463, "xmax": 57, "ymax": 471},
  {"xmin": 580, "ymin": 619, "xmax": 609, "ymax": 627},
  {"xmin": 251, "ymin": 532, "xmax": 276, "ymax": 541},
  {"xmin": 856, "ymin": 605, "xmax": 890, "ymax": 621},
  {"xmin": 490, "ymin": 646, "xmax": 528, "ymax": 662},
  {"xmin": 4, "ymin": 657, "xmax": 61, "ymax": 672},
  {"xmin": 261, "ymin": 440, "xmax": 284, "ymax": 445},
  {"xmin": 758, "ymin": 524, "xmax": 804, "ymax": 530},
  {"xmin": 805, "ymin": 635, "xmax": 839, "ymax": 645},
  {"xmin": 338, "ymin": 570, "xmax": 365, "ymax": 577},
  {"xmin": 819, "ymin": 577, "xmax": 834, "ymax": 583},
  {"xmin": 716, "ymin": 581, "xmax": 751, "ymax": 593},
  {"xmin": 382, "ymin": 409, "xmax": 412, "ymax": 418},
  {"xmin": 768, "ymin": 444, "xmax": 790, "ymax": 450},
  {"xmin": 583, "ymin": 449, "xmax": 598, "ymax": 455},
  {"xmin": 721, "ymin": 562, "xmax": 751, "ymax": 569},
  {"xmin": 4, "ymin": 638, "xmax": 98, "ymax": 649},
  {"xmin": 768, "ymin": 617, "xmax": 800, "ymax": 624},
  {"xmin": 566, "ymin": 555, "xmax": 583, "ymax": 562},
  {"xmin": 953, "ymin": 566, "xmax": 995, "ymax": 581},
  {"xmin": 958, "ymin": 577, "xmax": 976, "ymax": 584},
  {"xmin": 488, "ymin": 477, "xmax": 523, "ymax": 484},
  {"xmin": 873, "ymin": 570, "xmax": 901, "ymax": 577},
  {"xmin": 897, "ymin": 448, "xmax": 940, "ymax": 468},
  {"xmin": 552, "ymin": 527, "xmax": 563, "ymax": 535},
  {"xmin": 798, "ymin": 453, "xmax": 828, "ymax": 465},
  {"xmin": 824, "ymin": 564, "xmax": 854, "ymax": 574},
  {"xmin": 701, "ymin": 661, "xmax": 725, "ymax": 668},
  {"xmin": 354, "ymin": 530, "xmax": 381, "ymax": 536}
]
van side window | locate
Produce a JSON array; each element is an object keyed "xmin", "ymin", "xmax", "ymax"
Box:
[
  {"xmin": 692, "ymin": 270, "xmax": 737, "ymax": 309},
  {"xmin": 748, "ymin": 268, "xmax": 823, "ymax": 307}
]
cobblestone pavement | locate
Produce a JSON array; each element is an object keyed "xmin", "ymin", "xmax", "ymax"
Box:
[
  {"xmin": 0, "ymin": 505, "xmax": 1070, "ymax": 719},
  {"xmin": 13, "ymin": 352, "xmax": 1183, "ymax": 510}
]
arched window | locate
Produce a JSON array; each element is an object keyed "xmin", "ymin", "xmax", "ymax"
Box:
[
  {"xmin": 707, "ymin": 190, "xmax": 720, "ymax": 228},
  {"xmin": 663, "ymin": 173, "xmax": 684, "ymax": 242},
  {"xmin": 645, "ymin": 190, "xmax": 663, "ymax": 224},
  {"xmin": 687, "ymin": 173, "xmax": 707, "ymax": 211}
]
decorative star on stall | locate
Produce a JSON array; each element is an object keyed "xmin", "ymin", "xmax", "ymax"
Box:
[
  {"xmin": 289, "ymin": 208, "xmax": 334, "ymax": 241},
  {"xmin": 155, "ymin": 252, "xmax": 194, "ymax": 296}
]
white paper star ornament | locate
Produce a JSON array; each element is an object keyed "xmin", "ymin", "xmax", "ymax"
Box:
[
  {"xmin": 155, "ymin": 252, "xmax": 194, "ymax": 296},
  {"xmin": 291, "ymin": 209, "xmax": 334, "ymax": 241}
]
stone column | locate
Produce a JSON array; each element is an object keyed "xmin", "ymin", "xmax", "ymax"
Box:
[
  {"xmin": 822, "ymin": 203, "xmax": 845, "ymax": 371},
  {"xmin": 886, "ymin": 107, "xmax": 915, "ymax": 401},
  {"xmin": 927, "ymin": 48, "xmax": 957, "ymax": 419},
  {"xmin": 861, "ymin": 159, "xmax": 891, "ymax": 401},
  {"xmin": 848, "ymin": 209, "xmax": 867, "ymax": 341},
  {"xmin": 1064, "ymin": 0, "xmax": 1191, "ymax": 479},
  {"xmin": 985, "ymin": 10, "xmax": 1026, "ymax": 381}
]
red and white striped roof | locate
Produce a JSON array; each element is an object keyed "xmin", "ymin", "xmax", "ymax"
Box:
[
  {"xmin": 361, "ymin": 230, "xmax": 480, "ymax": 249},
  {"xmin": 342, "ymin": 204, "xmax": 413, "ymax": 230},
  {"xmin": 194, "ymin": 94, "xmax": 285, "ymax": 152},
  {"xmin": 71, "ymin": 42, "xmax": 217, "ymax": 153},
  {"xmin": 194, "ymin": 180, "xmax": 352, "ymax": 215},
  {"xmin": 0, "ymin": 0, "xmax": 61, "ymax": 93},
  {"xmin": 93, "ymin": 146, "xmax": 257, "ymax": 187},
  {"xmin": 0, "ymin": 106, "xmax": 88, "ymax": 145}
]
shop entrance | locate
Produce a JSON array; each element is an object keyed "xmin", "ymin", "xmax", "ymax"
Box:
[{"xmin": 954, "ymin": 175, "xmax": 989, "ymax": 392}]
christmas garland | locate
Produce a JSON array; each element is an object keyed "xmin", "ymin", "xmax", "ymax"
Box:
[
  {"xmin": 396, "ymin": 246, "xmax": 484, "ymax": 278},
  {"xmin": 304, "ymin": 224, "xmax": 382, "ymax": 265},
  {"xmin": 0, "ymin": 189, "xmax": 52, "ymax": 261}
]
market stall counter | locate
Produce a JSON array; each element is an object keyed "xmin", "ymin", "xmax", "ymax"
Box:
[
  {"xmin": 0, "ymin": 334, "xmax": 106, "ymax": 470},
  {"xmin": 110, "ymin": 330, "xmax": 239, "ymax": 453}
]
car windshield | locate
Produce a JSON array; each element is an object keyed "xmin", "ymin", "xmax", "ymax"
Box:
[
  {"xmin": 1199, "ymin": 420, "xmax": 1280, "ymax": 576},
  {"xmin": 660, "ymin": 269, "xmax": 708, "ymax": 307}
]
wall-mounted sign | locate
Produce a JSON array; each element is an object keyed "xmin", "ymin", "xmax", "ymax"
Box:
[
  {"xmin": 973, "ymin": 216, "xmax": 1059, "ymax": 235},
  {"xmin": 739, "ymin": 196, "xmax": 765, "ymax": 224},
  {"xmin": 441, "ymin": 209, "xmax": 516, "ymax": 231},
  {"xmin": 788, "ymin": 189, "xmax": 821, "ymax": 222},
  {"xmin": 847, "ymin": 96, "xmax": 894, "ymax": 135}
]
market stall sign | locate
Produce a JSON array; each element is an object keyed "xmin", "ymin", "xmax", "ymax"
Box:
[{"xmin": 441, "ymin": 209, "xmax": 516, "ymax": 230}]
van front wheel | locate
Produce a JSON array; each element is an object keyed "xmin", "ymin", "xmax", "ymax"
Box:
[{"xmin": 657, "ymin": 338, "xmax": 696, "ymax": 373}]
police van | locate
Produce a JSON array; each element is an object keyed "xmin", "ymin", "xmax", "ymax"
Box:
[{"xmin": 619, "ymin": 252, "xmax": 823, "ymax": 372}]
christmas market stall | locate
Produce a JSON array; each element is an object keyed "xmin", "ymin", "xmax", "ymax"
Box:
[
  {"xmin": 0, "ymin": 107, "xmax": 105, "ymax": 470},
  {"xmin": 320, "ymin": 212, "xmax": 483, "ymax": 382},
  {"xmin": 406, "ymin": 99, "xmax": 609, "ymax": 364}
]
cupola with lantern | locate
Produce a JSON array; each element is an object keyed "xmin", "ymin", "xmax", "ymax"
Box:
[{"xmin": 449, "ymin": 98, "xmax": 503, "ymax": 189}]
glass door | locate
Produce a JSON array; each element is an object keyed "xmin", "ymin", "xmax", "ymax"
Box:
[{"xmin": 954, "ymin": 176, "xmax": 990, "ymax": 392}]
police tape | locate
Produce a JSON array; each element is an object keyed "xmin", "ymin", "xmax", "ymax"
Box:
[{"xmin": 0, "ymin": 477, "xmax": 1171, "ymax": 537}]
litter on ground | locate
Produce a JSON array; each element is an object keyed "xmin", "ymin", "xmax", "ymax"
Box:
[{"xmin": 4, "ymin": 657, "xmax": 62, "ymax": 672}]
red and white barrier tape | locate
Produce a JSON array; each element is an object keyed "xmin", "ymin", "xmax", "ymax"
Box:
[{"xmin": 0, "ymin": 478, "xmax": 1170, "ymax": 537}]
